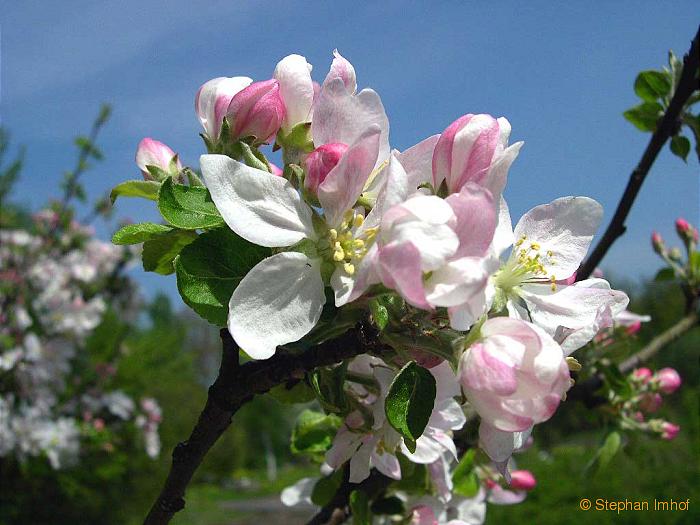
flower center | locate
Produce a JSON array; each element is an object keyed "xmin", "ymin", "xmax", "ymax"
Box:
[
  {"xmin": 317, "ymin": 210, "xmax": 377, "ymax": 276},
  {"xmin": 495, "ymin": 235, "xmax": 558, "ymax": 292}
]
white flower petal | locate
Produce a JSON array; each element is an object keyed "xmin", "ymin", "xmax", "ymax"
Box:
[
  {"xmin": 513, "ymin": 196, "xmax": 603, "ymax": 279},
  {"xmin": 200, "ymin": 154, "xmax": 315, "ymax": 247},
  {"xmin": 228, "ymin": 252, "xmax": 325, "ymax": 359}
]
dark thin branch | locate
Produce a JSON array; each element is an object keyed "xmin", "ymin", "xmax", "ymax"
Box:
[
  {"xmin": 144, "ymin": 322, "xmax": 387, "ymax": 525},
  {"xmin": 566, "ymin": 310, "xmax": 699, "ymax": 407},
  {"xmin": 577, "ymin": 27, "xmax": 700, "ymax": 280}
]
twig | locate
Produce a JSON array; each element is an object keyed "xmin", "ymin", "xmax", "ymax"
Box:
[
  {"xmin": 577, "ymin": 27, "xmax": 700, "ymax": 280},
  {"xmin": 566, "ymin": 310, "xmax": 699, "ymax": 407},
  {"xmin": 144, "ymin": 322, "xmax": 386, "ymax": 525}
]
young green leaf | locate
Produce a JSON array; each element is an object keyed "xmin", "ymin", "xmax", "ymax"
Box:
[
  {"xmin": 112, "ymin": 223, "xmax": 173, "ymax": 245},
  {"xmin": 634, "ymin": 70, "xmax": 671, "ymax": 103},
  {"xmin": 110, "ymin": 180, "xmax": 160, "ymax": 203},
  {"xmin": 452, "ymin": 449, "xmax": 479, "ymax": 497},
  {"xmin": 597, "ymin": 431, "xmax": 622, "ymax": 472},
  {"xmin": 290, "ymin": 410, "xmax": 342, "ymax": 455},
  {"xmin": 349, "ymin": 490, "xmax": 370, "ymax": 525},
  {"xmin": 142, "ymin": 230, "xmax": 197, "ymax": 275},
  {"xmin": 369, "ymin": 298, "xmax": 389, "ymax": 330},
  {"xmin": 623, "ymin": 102, "xmax": 663, "ymax": 132},
  {"xmin": 311, "ymin": 470, "xmax": 344, "ymax": 507},
  {"xmin": 157, "ymin": 177, "xmax": 224, "ymax": 229},
  {"xmin": 669, "ymin": 135, "xmax": 691, "ymax": 162},
  {"xmin": 175, "ymin": 227, "xmax": 270, "ymax": 326},
  {"xmin": 268, "ymin": 381, "xmax": 316, "ymax": 404},
  {"xmin": 385, "ymin": 361, "xmax": 436, "ymax": 453},
  {"xmin": 654, "ymin": 267, "xmax": 676, "ymax": 282},
  {"xmin": 310, "ymin": 363, "xmax": 349, "ymax": 414}
]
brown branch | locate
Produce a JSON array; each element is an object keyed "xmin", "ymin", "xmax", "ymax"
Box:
[
  {"xmin": 577, "ymin": 26, "xmax": 700, "ymax": 280},
  {"xmin": 566, "ymin": 310, "xmax": 699, "ymax": 407},
  {"xmin": 144, "ymin": 322, "xmax": 387, "ymax": 525}
]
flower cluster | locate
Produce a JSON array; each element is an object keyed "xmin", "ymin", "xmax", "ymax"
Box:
[
  {"xmin": 128, "ymin": 50, "xmax": 641, "ymax": 521},
  {"xmin": 0, "ymin": 213, "xmax": 161, "ymax": 468}
]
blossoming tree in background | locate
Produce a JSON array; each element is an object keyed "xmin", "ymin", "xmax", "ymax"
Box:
[
  {"xmin": 110, "ymin": 29, "xmax": 699, "ymax": 525},
  {"xmin": 0, "ymin": 115, "xmax": 162, "ymax": 523}
]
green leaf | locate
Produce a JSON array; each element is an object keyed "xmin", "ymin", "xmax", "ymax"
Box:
[
  {"xmin": 310, "ymin": 363, "xmax": 349, "ymax": 414},
  {"xmin": 654, "ymin": 267, "xmax": 676, "ymax": 282},
  {"xmin": 146, "ymin": 164, "xmax": 170, "ymax": 182},
  {"xmin": 597, "ymin": 431, "xmax": 622, "ymax": 472},
  {"xmin": 369, "ymin": 298, "xmax": 389, "ymax": 330},
  {"xmin": 634, "ymin": 70, "xmax": 671, "ymax": 103},
  {"xmin": 623, "ymin": 102, "xmax": 663, "ymax": 132},
  {"xmin": 349, "ymin": 490, "xmax": 370, "ymax": 525},
  {"xmin": 451, "ymin": 449, "xmax": 479, "ymax": 497},
  {"xmin": 385, "ymin": 361, "xmax": 436, "ymax": 452},
  {"xmin": 290, "ymin": 410, "xmax": 342, "ymax": 455},
  {"xmin": 110, "ymin": 180, "xmax": 161, "ymax": 203},
  {"xmin": 670, "ymin": 135, "xmax": 691, "ymax": 162},
  {"xmin": 112, "ymin": 223, "xmax": 173, "ymax": 245},
  {"xmin": 142, "ymin": 230, "xmax": 197, "ymax": 275},
  {"xmin": 690, "ymin": 251, "xmax": 700, "ymax": 277},
  {"xmin": 157, "ymin": 177, "xmax": 224, "ymax": 229},
  {"xmin": 311, "ymin": 470, "xmax": 344, "ymax": 506},
  {"xmin": 175, "ymin": 227, "xmax": 269, "ymax": 326}
]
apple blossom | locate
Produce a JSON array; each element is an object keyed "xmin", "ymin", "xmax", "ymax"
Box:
[
  {"xmin": 655, "ymin": 367, "xmax": 682, "ymax": 394},
  {"xmin": 226, "ymin": 79, "xmax": 286, "ymax": 144},
  {"xmin": 459, "ymin": 317, "xmax": 571, "ymax": 434},
  {"xmin": 432, "ymin": 114, "xmax": 523, "ymax": 197},
  {"xmin": 660, "ymin": 422, "xmax": 680, "ymax": 440},
  {"xmin": 135, "ymin": 138, "xmax": 181, "ymax": 181},
  {"xmin": 489, "ymin": 197, "xmax": 629, "ymax": 354},
  {"xmin": 195, "ymin": 76, "xmax": 253, "ymax": 139},
  {"xmin": 325, "ymin": 358, "xmax": 465, "ymax": 483}
]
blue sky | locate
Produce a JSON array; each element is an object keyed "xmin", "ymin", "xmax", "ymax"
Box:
[{"xmin": 2, "ymin": 2, "xmax": 698, "ymax": 299}]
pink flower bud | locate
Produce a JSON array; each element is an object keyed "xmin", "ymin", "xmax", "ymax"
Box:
[
  {"xmin": 324, "ymin": 49, "xmax": 357, "ymax": 94},
  {"xmin": 270, "ymin": 163, "xmax": 284, "ymax": 177},
  {"xmin": 432, "ymin": 114, "xmax": 520, "ymax": 196},
  {"xmin": 651, "ymin": 231, "xmax": 665, "ymax": 254},
  {"xmin": 226, "ymin": 79, "xmax": 286, "ymax": 144},
  {"xmin": 510, "ymin": 470, "xmax": 537, "ymax": 491},
  {"xmin": 633, "ymin": 411, "xmax": 645, "ymax": 423},
  {"xmin": 632, "ymin": 367, "xmax": 653, "ymax": 383},
  {"xmin": 655, "ymin": 367, "xmax": 681, "ymax": 394},
  {"xmin": 639, "ymin": 392, "xmax": 663, "ymax": 413},
  {"xmin": 135, "ymin": 138, "xmax": 181, "ymax": 180},
  {"xmin": 660, "ymin": 422, "xmax": 680, "ymax": 440},
  {"xmin": 304, "ymin": 142, "xmax": 349, "ymax": 194},
  {"xmin": 675, "ymin": 217, "xmax": 690, "ymax": 235},
  {"xmin": 196, "ymin": 76, "xmax": 252, "ymax": 139}
]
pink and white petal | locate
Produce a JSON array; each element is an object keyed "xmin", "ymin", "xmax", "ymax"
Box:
[
  {"xmin": 448, "ymin": 286, "xmax": 492, "ymax": 331},
  {"xmin": 487, "ymin": 486, "xmax": 527, "ymax": 505},
  {"xmin": 349, "ymin": 439, "xmax": 375, "ymax": 483},
  {"xmin": 332, "ymin": 244, "xmax": 380, "ymax": 306},
  {"xmin": 425, "ymin": 257, "xmax": 488, "ymax": 308},
  {"xmin": 432, "ymin": 114, "xmax": 472, "ymax": 189},
  {"xmin": 491, "ymin": 197, "xmax": 514, "ymax": 258},
  {"xmin": 274, "ymin": 54, "xmax": 314, "ymax": 131},
  {"xmin": 513, "ymin": 197, "xmax": 603, "ymax": 279},
  {"xmin": 451, "ymin": 115, "xmax": 501, "ymax": 191},
  {"xmin": 453, "ymin": 490, "xmax": 487, "ymax": 525},
  {"xmin": 200, "ymin": 155, "xmax": 315, "ymax": 247},
  {"xmin": 372, "ymin": 450, "xmax": 402, "ymax": 480},
  {"xmin": 430, "ymin": 361, "xmax": 462, "ymax": 400},
  {"xmin": 324, "ymin": 49, "xmax": 357, "ymax": 94},
  {"xmin": 460, "ymin": 342, "xmax": 519, "ymax": 396},
  {"xmin": 520, "ymin": 278, "xmax": 629, "ymax": 345},
  {"xmin": 228, "ymin": 253, "xmax": 325, "ymax": 359},
  {"xmin": 326, "ymin": 425, "xmax": 363, "ymax": 468},
  {"xmin": 478, "ymin": 423, "xmax": 519, "ymax": 463},
  {"xmin": 312, "ymin": 78, "xmax": 390, "ymax": 167},
  {"xmin": 446, "ymin": 183, "xmax": 496, "ymax": 258},
  {"xmin": 401, "ymin": 434, "xmax": 443, "ymax": 464},
  {"xmin": 484, "ymin": 142, "xmax": 523, "ymax": 197},
  {"xmin": 378, "ymin": 242, "xmax": 430, "ymax": 309},
  {"xmin": 397, "ymin": 134, "xmax": 441, "ymax": 189},
  {"xmin": 363, "ymin": 153, "xmax": 410, "ymax": 231},
  {"xmin": 318, "ymin": 126, "xmax": 381, "ymax": 227},
  {"xmin": 428, "ymin": 455, "xmax": 454, "ymax": 503}
]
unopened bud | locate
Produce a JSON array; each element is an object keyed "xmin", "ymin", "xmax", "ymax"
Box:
[
  {"xmin": 304, "ymin": 142, "xmax": 349, "ymax": 194},
  {"xmin": 135, "ymin": 138, "xmax": 181, "ymax": 181},
  {"xmin": 668, "ymin": 247, "xmax": 682, "ymax": 261},
  {"xmin": 660, "ymin": 421, "xmax": 680, "ymax": 441},
  {"xmin": 509, "ymin": 470, "xmax": 537, "ymax": 491},
  {"xmin": 651, "ymin": 231, "xmax": 665, "ymax": 254},
  {"xmin": 632, "ymin": 367, "xmax": 653, "ymax": 383},
  {"xmin": 639, "ymin": 392, "xmax": 663, "ymax": 413},
  {"xmin": 675, "ymin": 217, "xmax": 691, "ymax": 237},
  {"xmin": 655, "ymin": 367, "xmax": 681, "ymax": 394},
  {"xmin": 227, "ymin": 79, "xmax": 286, "ymax": 145}
]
